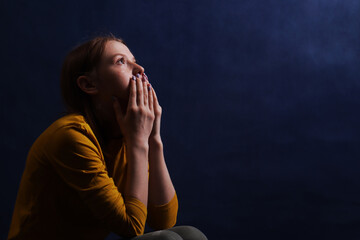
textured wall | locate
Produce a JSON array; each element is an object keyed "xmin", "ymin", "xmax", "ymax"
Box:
[{"xmin": 1, "ymin": 0, "xmax": 360, "ymax": 239}]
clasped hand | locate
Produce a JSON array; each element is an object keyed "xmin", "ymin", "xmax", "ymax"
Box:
[{"xmin": 112, "ymin": 73, "xmax": 162, "ymax": 147}]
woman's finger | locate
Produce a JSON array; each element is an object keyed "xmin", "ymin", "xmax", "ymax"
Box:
[
  {"xmin": 152, "ymin": 86, "xmax": 159, "ymax": 104},
  {"xmin": 148, "ymin": 84, "xmax": 153, "ymax": 111},
  {"xmin": 143, "ymin": 72, "xmax": 149, "ymax": 82},
  {"xmin": 143, "ymin": 79, "xmax": 148, "ymax": 106},
  {"xmin": 136, "ymin": 74, "xmax": 144, "ymax": 106},
  {"xmin": 128, "ymin": 76, "xmax": 137, "ymax": 108}
]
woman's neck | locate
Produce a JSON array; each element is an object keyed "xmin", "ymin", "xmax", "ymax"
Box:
[{"xmin": 91, "ymin": 99, "xmax": 125, "ymax": 144}]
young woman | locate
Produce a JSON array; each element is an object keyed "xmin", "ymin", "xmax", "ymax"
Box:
[{"xmin": 7, "ymin": 35, "xmax": 207, "ymax": 240}]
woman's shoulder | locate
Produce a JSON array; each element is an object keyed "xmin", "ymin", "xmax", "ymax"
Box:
[
  {"xmin": 25, "ymin": 113, "xmax": 103, "ymax": 168},
  {"xmin": 34, "ymin": 113, "xmax": 96, "ymax": 148},
  {"xmin": 43, "ymin": 113, "xmax": 93, "ymax": 135},
  {"xmin": 31, "ymin": 113, "xmax": 102, "ymax": 157},
  {"xmin": 52, "ymin": 112, "xmax": 88, "ymax": 129}
]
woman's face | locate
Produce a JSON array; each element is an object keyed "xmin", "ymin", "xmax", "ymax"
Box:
[{"xmin": 95, "ymin": 40, "xmax": 145, "ymax": 103}]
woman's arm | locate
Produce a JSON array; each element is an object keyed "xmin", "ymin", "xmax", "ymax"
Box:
[
  {"xmin": 148, "ymin": 137, "xmax": 175, "ymax": 205},
  {"xmin": 113, "ymin": 75, "xmax": 154, "ymax": 207},
  {"xmin": 147, "ymin": 136, "xmax": 178, "ymax": 229},
  {"xmin": 147, "ymin": 86, "xmax": 176, "ymax": 205},
  {"xmin": 50, "ymin": 126, "xmax": 148, "ymax": 237},
  {"xmin": 124, "ymin": 141, "xmax": 149, "ymax": 207},
  {"xmin": 146, "ymin": 86, "xmax": 178, "ymax": 229}
]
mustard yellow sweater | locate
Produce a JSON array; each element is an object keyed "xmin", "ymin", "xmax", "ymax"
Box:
[{"xmin": 8, "ymin": 113, "xmax": 178, "ymax": 239}]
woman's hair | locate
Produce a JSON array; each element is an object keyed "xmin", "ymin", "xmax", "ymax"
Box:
[
  {"xmin": 60, "ymin": 33, "xmax": 125, "ymax": 115},
  {"xmin": 60, "ymin": 33, "xmax": 126, "ymax": 147}
]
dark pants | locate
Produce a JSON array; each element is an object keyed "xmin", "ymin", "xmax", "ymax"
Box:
[{"xmin": 130, "ymin": 226, "xmax": 208, "ymax": 240}]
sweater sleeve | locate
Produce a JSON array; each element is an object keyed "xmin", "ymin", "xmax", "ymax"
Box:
[
  {"xmin": 48, "ymin": 125, "xmax": 147, "ymax": 238},
  {"xmin": 146, "ymin": 192, "xmax": 178, "ymax": 230}
]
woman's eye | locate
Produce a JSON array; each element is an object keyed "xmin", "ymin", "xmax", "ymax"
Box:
[{"xmin": 116, "ymin": 58, "xmax": 125, "ymax": 65}]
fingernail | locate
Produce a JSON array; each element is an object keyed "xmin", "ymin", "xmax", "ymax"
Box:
[
  {"xmin": 131, "ymin": 76, "xmax": 136, "ymax": 81},
  {"xmin": 136, "ymin": 73, "xmax": 141, "ymax": 78},
  {"xmin": 148, "ymin": 84, "xmax": 151, "ymax": 91}
]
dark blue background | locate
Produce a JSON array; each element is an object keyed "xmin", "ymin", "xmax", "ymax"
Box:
[{"xmin": 1, "ymin": 0, "xmax": 360, "ymax": 239}]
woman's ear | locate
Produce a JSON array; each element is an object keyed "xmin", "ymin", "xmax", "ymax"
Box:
[{"xmin": 76, "ymin": 75, "xmax": 99, "ymax": 95}]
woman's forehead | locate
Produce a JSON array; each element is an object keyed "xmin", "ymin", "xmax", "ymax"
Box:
[{"xmin": 103, "ymin": 40, "xmax": 134, "ymax": 60}]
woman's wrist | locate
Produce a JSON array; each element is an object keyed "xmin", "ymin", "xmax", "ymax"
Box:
[
  {"xmin": 126, "ymin": 137, "xmax": 149, "ymax": 148},
  {"xmin": 149, "ymin": 135, "xmax": 162, "ymax": 146},
  {"xmin": 148, "ymin": 138, "xmax": 164, "ymax": 165},
  {"xmin": 126, "ymin": 140, "xmax": 149, "ymax": 160}
]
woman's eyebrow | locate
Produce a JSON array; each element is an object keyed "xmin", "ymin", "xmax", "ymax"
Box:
[{"xmin": 111, "ymin": 53, "xmax": 136, "ymax": 63}]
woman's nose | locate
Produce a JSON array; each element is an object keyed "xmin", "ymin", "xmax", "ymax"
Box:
[{"xmin": 132, "ymin": 62, "xmax": 145, "ymax": 76}]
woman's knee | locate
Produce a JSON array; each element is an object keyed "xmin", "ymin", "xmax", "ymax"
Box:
[
  {"xmin": 167, "ymin": 225, "xmax": 208, "ymax": 240},
  {"xmin": 131, "ymin": 229, "xmax": 183, "ymax": 240}
]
